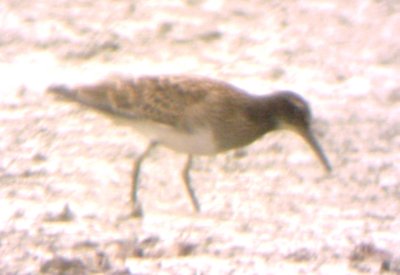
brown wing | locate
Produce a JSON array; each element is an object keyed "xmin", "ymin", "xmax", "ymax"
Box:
[
  {"xmin": 47, "ymin": 75, "xmax": 209, "ymax": 127},
  {"xmin": 48, "ymin": 74, "xmax": 254, "ymax": 132}
]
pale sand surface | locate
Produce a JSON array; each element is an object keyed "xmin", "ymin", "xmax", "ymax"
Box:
[{"xmin": 1, "ymin": 1, "xmax": 399, "ymax": 274}]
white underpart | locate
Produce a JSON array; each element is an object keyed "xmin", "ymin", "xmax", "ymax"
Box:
[{"xmin": 131, "ymin": 120, "xmax": 218, "ymax": 155}]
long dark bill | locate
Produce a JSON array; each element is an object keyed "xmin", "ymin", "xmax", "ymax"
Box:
[{"xmin": 300, "ymin": 128, "xmax": 332, "ymax": 173}]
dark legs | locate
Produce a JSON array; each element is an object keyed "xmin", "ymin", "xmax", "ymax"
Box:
[
  {"xmin": 182, "ymin": 155, "xmax": 200, "ymax": 212},
  {"xmin": 131, "ymin": 142, "xmax": 157, "ymax": 217},
  {"xmin": 131, "ymin": 146, "xmax": 200, "ymax": 217}
]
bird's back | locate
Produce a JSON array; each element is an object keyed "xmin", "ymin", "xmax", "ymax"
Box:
[
  {"xmin": 48, "ymin": 75, "xmax": 261, "ymax": 154},
  {"xmin": 48, "ymin": 75, "xmax": 249, "ymax": 128}
]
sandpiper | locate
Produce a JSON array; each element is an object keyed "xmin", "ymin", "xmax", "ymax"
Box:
[{"xmin": 48, "ymin": 75, "xmax": 331, "ymax": 216}]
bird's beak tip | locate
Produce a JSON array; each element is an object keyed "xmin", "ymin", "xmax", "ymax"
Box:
[
  {"xmin": 324, "ymin": 162, "xmax": 333, "ymax": 174},
  {"xmin": 299, "ymin": 128, "xmax": 332, "ymax": 174}
]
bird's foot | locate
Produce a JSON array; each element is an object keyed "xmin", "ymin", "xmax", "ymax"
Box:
[{"xmin": 130, "ymin": 202, "xmax": 143, "ymax": 218}]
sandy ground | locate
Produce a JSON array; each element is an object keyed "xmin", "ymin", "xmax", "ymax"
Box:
[{"xmin": 1, "ymin": 0, "xmax": 400, "ymax": 274}]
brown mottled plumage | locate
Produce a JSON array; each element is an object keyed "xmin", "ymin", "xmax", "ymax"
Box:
[{"xmin": 48, "ymin": 75, "xmax": 331, "ymax": 216}]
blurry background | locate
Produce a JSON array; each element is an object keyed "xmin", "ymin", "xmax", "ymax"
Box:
[{"xmin": 0, "ymin": 0, "xmax": 399, "ymax": 274}]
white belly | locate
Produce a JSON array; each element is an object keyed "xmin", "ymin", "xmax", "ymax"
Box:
[{"xmin": 131, "ymin": 120, "xmax": 218, "ymax": 155}]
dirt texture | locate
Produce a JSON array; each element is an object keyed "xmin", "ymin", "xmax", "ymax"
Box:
[{"xmin": 1, "ymin": 0, "xmax": 400, "ymax": 274}]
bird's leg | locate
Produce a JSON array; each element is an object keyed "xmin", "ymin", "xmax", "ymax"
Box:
[
  {"xmin": 182, "ymin": 155, "xmax": 200, "ymax": 212},
  {"xmin": 131, "ymin": 142, "xmax": 157, "ymax": 217}
]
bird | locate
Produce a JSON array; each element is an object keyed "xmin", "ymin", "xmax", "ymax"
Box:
[{"xmin": 47, "ymin": 74, "xmax": 331, "ymax": 216}]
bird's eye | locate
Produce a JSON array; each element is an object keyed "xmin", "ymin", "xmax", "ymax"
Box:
[
  {"xmin": 289, "ymin": 97, "xmax": 311, "ymax": 124},
  {"xmin": 291, "ymin": 97, "xmax": 307, "ymax": 112}
]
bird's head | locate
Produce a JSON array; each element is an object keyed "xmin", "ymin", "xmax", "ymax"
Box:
[{"xmin": 272, "ymin": 91, "xmax": 332, "ymax": 172}]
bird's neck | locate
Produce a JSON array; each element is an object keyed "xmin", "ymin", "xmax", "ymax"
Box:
[{"xmin": 245, "ymin": 95, "xmax": 281, "ymax": 133}]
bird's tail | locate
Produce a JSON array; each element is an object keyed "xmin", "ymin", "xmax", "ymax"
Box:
[
  {"xmin": 46, "ymin": 81, "xmax": 130, "ymax": 117},
  {"xmin": 47, "ymin": 84, "xmax": 78, "ymax": 100}
]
